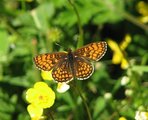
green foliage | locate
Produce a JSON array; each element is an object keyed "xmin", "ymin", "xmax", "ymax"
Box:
[
  {"xmin": 54, "ymin": 0, "xmax": 125, "ymax": 27},
  {"xmin": 0, "ymin": 0, "xmax": 148, "ymax": 120}
]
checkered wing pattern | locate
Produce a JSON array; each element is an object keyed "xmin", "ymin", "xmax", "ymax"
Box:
[
  {"xmin": 52, "ymin": 61, "xmax": 73, "ymax": 82},
  {"xmin": 74, "ymin": 58, "xmax": 94, "ymax": 80},
  {"xmin": 74, "ymin": 42, "xmax": 107, "ymax": 61},
  {"xmin": 34, "ymin": 52, "xmax": 67, "ymax": 71}
]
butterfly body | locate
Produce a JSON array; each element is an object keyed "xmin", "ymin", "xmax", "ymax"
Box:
[
  {"xmin": 34, "ymin": 42, "xmax": 107, "ymax": 83},
  {"xmin": 67, "ymin": 49, "xmax": 75, "ymax": 77}
]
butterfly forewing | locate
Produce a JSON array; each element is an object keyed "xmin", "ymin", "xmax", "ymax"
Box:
[
  {"xmin": 74, "ymin": 42, "xmax": 107, "ymax": 61},
  {"xmin": 34, "ymin": 52, "xmax": 67, "ymax": 71},
  {"xmin": 52, "ymin": 61, "xmax": 73, "ymax": 82},
  {"xmin": 74, "ymin": 58, "xmax": 94, "ymax": 80}
]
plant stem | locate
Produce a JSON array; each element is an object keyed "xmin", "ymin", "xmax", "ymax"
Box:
[
  {"xmin": 48, "ymin": 110, "xmax": 54, "ymax": 120},
  {"xmin": 21, "ymin": 0, "xmax": 26, "ymax": 11},
  {"xmin": 67, "ymin": 0, "xmax": 84, "ymax": 48},
  {"xmin": 71, "ymin": 81, "xmax": 92, "ymax": 120},
  {"xmin": 46, "ymin": 32, "xmax": 53, "ymax": 52},
  {"xmin": 77, "ymin": 86, "xmax": 92, "ymax": 120},
  {"xmin": 32, "ymin": 38, "xmax": 42, "ymax": 81},
  {"xmin": 123, "ymin": 12, "xmax": 148, "ymax": 32}
]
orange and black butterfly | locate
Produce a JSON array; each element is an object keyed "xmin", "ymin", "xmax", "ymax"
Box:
[{"xmin": 34, "ymin": 42, "xmax": 107, "ymax": 83}]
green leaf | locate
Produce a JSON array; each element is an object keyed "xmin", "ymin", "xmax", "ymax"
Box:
[
  {"xmin": 0, "ymin": 90, "xmax": 17, "ymax": 120},
  {"xmin": 12, "ymin": 12, "xmax": 35, "ymax": 27},
  {"xmin": 93, "ymin": 97, "xmax": 106, "ymax": 119},
  {"xmin": 132, "ymin": 65, "xmax": 148, "ymax": 72},
  {"xmin": 18, "ymin": 112, "xmax": 30, "ymax": 120},
  {"xmin": 54, "ymin": 10, "xmax": 77, "ymax": 27},
  {"xmin": 93, "ymin": 0, "xmax": 125, "ymax": 24},
  {"xmin": 36, "ymin": 2, "xmax": 55, "ymax": 31},
  {"xmin": 0, "ymin": 28, "xmax": 9, "ymax": 63},
  {"xmin": 57, "ymin": 92, "xmax": 75, "ymax": 109},
  {"xmin": 50, "ymin": 0, "xmax": 67, "ymax": 8}
]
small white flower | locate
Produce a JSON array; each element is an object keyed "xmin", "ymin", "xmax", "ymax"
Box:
[
  {"xmin": 135, "ymin": 111, "xmax": 148, "ymax": 120},
  {"xmin": 125, "ymin": 89, "xmax": 133, "ymax": 97},
  {"xmin": 121, "ymin": 76, "xmax": 130, "ymax": 86},
  {"xmin": 104, "ymin": 92, "xmax": 112, "ymax": 100},
  {"xmin": 57, "ymin": 82, "xmax": 70, "ymax": 93}
]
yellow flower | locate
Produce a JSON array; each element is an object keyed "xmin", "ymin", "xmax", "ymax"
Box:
[
  {"xmin": 118, "ymin": 117, "xmax": 127, "ymax": 120},
  {"xmin": 41, "ymin": 71, "xmax": 54, "ymax": 81},
  {"xmin": 57, "ymin": 82, "xmax": 70, "ymax": 93},
  {"xmin": 135, "ymin": 111, "xmax": 148, "ymax": 120},
  {"xmin": 136, "ymin": 1, "xmax": 148, "ymax": 23},
  {"xmin": 27, "ymin": 104, "xmax": 43, "ymax": 120},
  {"xmin": 107, "ymin": 34, "xmax": 131, "ymax": 69},
  {"xmin": 26, "ymin": 82, "xmax": 55, "ymax": 108}
]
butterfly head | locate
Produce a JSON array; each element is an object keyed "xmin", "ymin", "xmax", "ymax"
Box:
[{"xmin": 67, "ymin": 48, "xmax": 72, "ymax": 52}]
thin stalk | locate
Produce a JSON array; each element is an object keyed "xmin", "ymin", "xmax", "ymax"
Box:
[
  {"xmin": 123, "ymin": 12, "xmax": 148, "ymax": 32},
  {"xmin": 32, "ymin": 38, "xmax": 42, "ymax": 81},
  {"xmin": 71, "ymin": 81, "xmax": 92, "ymax": 120},
  {"xmin": 46, "ymin": 31, "xmax": 53, "ymax": 52},
  {"xmin": 48, "ymin": 110, "xmax": 54, "ymax": 120},
  {"xmin": 21, "ymin": 0, "xmax": 26, "ymax": 11},
  {"xmin": 44, "ymin": 108, "xmax": 55, "ymax": 120},
  {"xmin": 67, "ymin": 0, "xmax": 84, "ymax": 48}
]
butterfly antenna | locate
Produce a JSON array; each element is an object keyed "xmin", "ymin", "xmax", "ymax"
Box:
[
  {"xmin": 55, "ymin": 42, "xmax": 66, "ymax": 50},
  {"xmin": 55, "ymin": 42, "xmax": 62, "ymax": 47},
  {"xmin": 55, "ymin": 42, "xmax": 71, "ymax": 51}
]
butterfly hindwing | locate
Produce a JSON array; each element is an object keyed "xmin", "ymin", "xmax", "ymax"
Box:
[
  {"xmin": 74, "ymin": 57, "xmax": 94, "ymax": 80},
  {"xmin": 52, "ymin": 60, "xmax": 73, "ymax": 82}
]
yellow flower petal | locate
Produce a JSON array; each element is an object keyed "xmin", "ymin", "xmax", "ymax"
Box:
[
  {"xmin": 112, "ymin": 52, "xmax": 123, "ymax": 64},
  {"xmin": 118, "ymin": 117, "xmax": 127, "ymax": 120},
  {"xmin": 108, "ymin": 39, "xmax": 124, "ymax": 64},
  {"xmin": 34, "ymin": 81, "xmax": 49, "ymax": 88},
  {"xmin": 26, "ymin": 82, "xmax": 55, "ymax": 108},
  {"xmin": 26, "ymin": 88, "xmax": 38, "ymax": 103},
  {"xmin": 108, "ymin": 38, "xmax": 129, "ymax": 69},
  {"xmin": 120, "ymin": 34, "xmax": 131, "ymax": 50},
  {"xmin": 41, "ymin": 71, "xmax": 53, "ymax": 81},
  {"xmin": 57, "ymin": 82, "xmax": 70, "ymax": 93},
  {"xmin": 121, "ymin": 59, "xmax": 129, "ymax": 69},
  {"xmin": 27, "ymin": 104, "xmax": 43, "ymax": 120},
  {"xmin": 108, "ymin": 39, "xmax": 121, "ymax": 52},
  {"xmin": 139, "ymin": 16, "xmax": 148, "ymax": 23},
  {"xmin": 137, "ymin": 1, "xmax": 148, "ymax": 16}
]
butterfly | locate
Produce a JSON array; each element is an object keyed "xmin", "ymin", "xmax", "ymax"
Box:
[{"xmin": 34, "ymin": 42, "xmax": 107, "ymax": 83}]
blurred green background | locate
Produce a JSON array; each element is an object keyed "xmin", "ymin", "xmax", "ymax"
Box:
[{"xmin": 0, "ymin": 0, "xmax": 148, "ymax": 120}]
